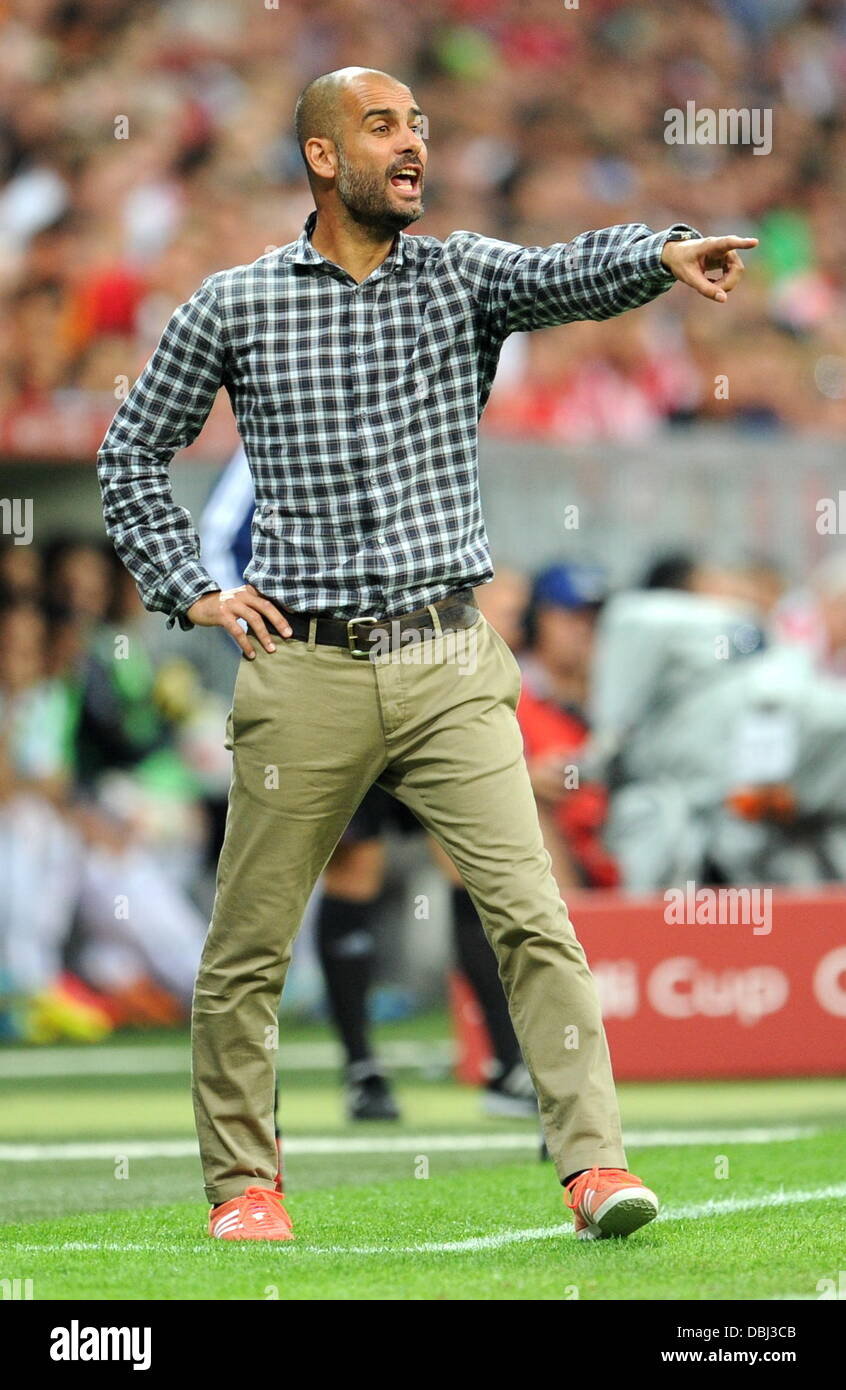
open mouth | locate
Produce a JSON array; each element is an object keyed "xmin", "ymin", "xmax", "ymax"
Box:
[{"xmin": 389, "ymin": 166, "xmax": 422, "ymax": 196}]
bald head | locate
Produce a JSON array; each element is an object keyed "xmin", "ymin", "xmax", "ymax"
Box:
[
  {"xmin": 291, "ymin": 67, "xmax": 427, "ymax": 234},
  {"xmin": 295, "ymin": 67, "xmax": 397, "ymax": 183}
]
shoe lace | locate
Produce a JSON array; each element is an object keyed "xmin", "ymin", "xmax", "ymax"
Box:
[
  {"xmin": 243, "ymin": 1185, "xmax": 290, "ymax": 1228},
  {"xmin": 564, "ymin": 1166, "xmax": 642, "ymax": 1210}
]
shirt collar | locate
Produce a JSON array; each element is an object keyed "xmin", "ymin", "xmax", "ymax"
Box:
[{"xmin": 286, "ymin": 208, "xmax": 407, "ymax": 277}]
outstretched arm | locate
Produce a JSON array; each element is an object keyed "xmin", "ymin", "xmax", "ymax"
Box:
[{"xmin": 453, "ymin": 224, "xmax": 757, "ymax": 336}]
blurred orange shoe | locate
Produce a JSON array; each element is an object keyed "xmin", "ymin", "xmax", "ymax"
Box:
[
  {"xmin": 104, "ymin": 976, "xmax": 186, "ymax": 1028},
  {"xmin": 564, "ymin": 1166, "xmax": 659, "ymax": 1240},
  {"xmin": 208, "ymin": 1186, "xmax": 294, "ymax": 1242}
]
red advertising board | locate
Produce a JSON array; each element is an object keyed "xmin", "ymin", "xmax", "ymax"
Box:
[{"xmin": 452, "ymin": 888, "xmax": 846, "ymax": 1081}]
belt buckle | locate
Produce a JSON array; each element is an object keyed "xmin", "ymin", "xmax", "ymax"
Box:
[{"xmin": 346, "ymin": 615, "xmax": 380, "ymax": 659}]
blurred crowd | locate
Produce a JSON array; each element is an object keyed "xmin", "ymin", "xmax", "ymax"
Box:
[
  {"xmin": 4, "ymin": 530, "xmax": 846, "ymax": 1052},
  {"xmin": 1, "ymin": 0, "xmax": 846, "ymax": 447},
  {"xmin": 3, "ymin": 0, "xmax": 846, "ymax": 1059},
  {"xmin": 0, "ymin": 536, "xmax": 232, "ymax": 1043}
]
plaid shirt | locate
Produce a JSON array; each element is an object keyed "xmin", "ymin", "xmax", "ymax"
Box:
[{"xmin": 97, "ymin": 209, "xmax": 696, "ymax": 627}]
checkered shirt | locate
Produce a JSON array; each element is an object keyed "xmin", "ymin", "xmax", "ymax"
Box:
[{"xmin": 97, "ymin": 209, "xmax": 695, "ymax": 627}]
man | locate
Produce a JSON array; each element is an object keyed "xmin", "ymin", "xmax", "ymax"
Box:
[
  {"xmin": 589, "ymin": 575, "xmax": 771, "ymax": 890},
  {"xmin": 97, "ymin": 66, "xmax": 755, "ymax": 1243},
  {"xmin": 518, "ymin": 563, "xmax": 619, "ymax": 891},
  {"xmin": 592, "ymin": 561, "xmax": 846, "ymax": 889}
]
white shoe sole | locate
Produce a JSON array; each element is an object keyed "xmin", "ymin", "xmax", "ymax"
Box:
[{"xmin": 577, "ymin": 1185, "xmax": 660, "ymax": 1240}]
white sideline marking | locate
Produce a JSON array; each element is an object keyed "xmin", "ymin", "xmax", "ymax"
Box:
[
  {"xmin": 4, "ymin": 1181, "xmax": 845, "ymax": 1258},
  {"xmin": 658, "ymin": 1182, "xmax": 846, "ymax": 1223},
  {"xmin": 317, "ymin": 1183, "xmax": 846, "ymax": 1254},
  {"xmin": 0, "ymin": 1124, "xmax": 819, "ymax": 1163},
  {"xmin": 0, "ymin": 1040, "xmax": 453, "ymax": 1079}
]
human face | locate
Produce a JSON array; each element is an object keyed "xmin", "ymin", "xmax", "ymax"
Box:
[
  {"xmin": 535, "ymin": 605, "xmax": 597, "ymax": 678},
  {"xmin": 57, "ymin": 546, "xmax": 112, "ymax": 621},
  {"xmin": 334, "ymin": 78, "xmax": 427, "ymax": 232},
  {"xmin": 0, "ymin": 608, "xmax": 46, "ymax": 693}
]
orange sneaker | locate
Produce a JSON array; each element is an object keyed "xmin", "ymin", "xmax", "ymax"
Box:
[
  {"xmin": 564, "ymin": 1166, "xmax": 659, "ymax": 1240},
  {"xmin": 208, "ymin": 1186, "xmax": 294, "ymax": 1241}
]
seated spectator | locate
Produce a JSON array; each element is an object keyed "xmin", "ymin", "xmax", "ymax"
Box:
[
  {"xmin": 0, "ymin": 549, "xmax": 216, "ymax": 1042},
  {"xmin": 517, "ymin": 563, "xmax": 619, "ymax": 889},
  {"xmin": 0, "ymin": 597, "xmax": 109, "ymax": 1042}
]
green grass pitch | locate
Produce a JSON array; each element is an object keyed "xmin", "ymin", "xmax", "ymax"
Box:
[{"xmin": 0, "ymin": 1019, "xmax": 843, "ymax": 1301}]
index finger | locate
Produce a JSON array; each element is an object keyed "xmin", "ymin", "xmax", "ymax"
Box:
[{"xmin": 702, "ymin": 235, "xmax": 759, "ymax": 252}]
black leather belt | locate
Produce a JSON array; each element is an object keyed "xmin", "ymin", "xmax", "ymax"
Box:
[{"xmin": 282, "ymin": 588, "xmax": 479, "ymax": 659}]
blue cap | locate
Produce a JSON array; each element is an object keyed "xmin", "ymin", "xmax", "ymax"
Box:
[{"xmin": 532, "ymin": 563, "xmax": 607, "ymax": 610}]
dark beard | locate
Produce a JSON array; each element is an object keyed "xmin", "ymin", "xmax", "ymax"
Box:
[{"xmin": 336, "ymin": 147, "xmax": 423, "ymax": 233}]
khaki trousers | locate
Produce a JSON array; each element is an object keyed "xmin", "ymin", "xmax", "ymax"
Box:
[{"xmin": 191, "ymin": 612, "xmax": 626, "ymax": 1203}]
